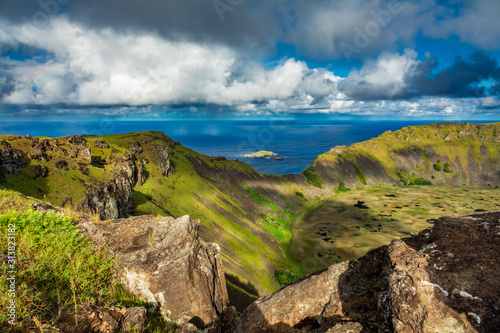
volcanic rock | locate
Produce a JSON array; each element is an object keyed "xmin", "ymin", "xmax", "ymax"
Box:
[
  {"xmin": 80, "ymin": 214, "xmax": 230, "ymax": 332},
  {"xmin": 0, "ymin": 141, "xmax": 26, "ymax": 178}
]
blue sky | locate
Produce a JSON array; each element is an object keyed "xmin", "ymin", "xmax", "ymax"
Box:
[{"xmin": 0, "ymin": 0, "xmax": 500, "ymax": 119}]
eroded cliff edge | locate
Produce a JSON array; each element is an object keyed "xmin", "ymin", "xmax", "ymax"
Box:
[{"xmin": 237, "ymin": 210, "xmax": 500, "ymax": 333}]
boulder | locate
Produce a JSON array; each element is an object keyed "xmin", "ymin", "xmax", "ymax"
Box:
[
  {"xmin": 237, "ymin": 211, "xmax": 500, "ymax": 332},
  {"xmin": 80, "ymin": 215, "xmax": 230, "ymax": 331},
  {"xmin": 33, "ymin": 164, "xmax": 49, "ymax": 178}
]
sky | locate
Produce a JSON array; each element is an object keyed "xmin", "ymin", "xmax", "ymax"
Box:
[{"xmin": 1, "ymin": 0, "xmax": 500, "ymax": 120}]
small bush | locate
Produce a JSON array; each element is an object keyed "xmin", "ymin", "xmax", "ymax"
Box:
[
  {"xmin": 409, "ymin": 177, "xmax": 433, "ymax": 185},
  {"xmin": 295, "ymin": 191, "xmax": 304, "ymax": 198},
  {"xmin": 335, "ymin": 182, "xmax": 351, "ymax": 193},
  {"xmin": 433, "ymin": 162, "xmax": 442, "ymax": 172},
  {"xmin": 397, "ymin": 170, "xmax": 409, "ymax": 185},
  {"xmin": 443, "ymin": 163, "xmax": 451, "ymax": 173},
  {"xmin": 274, "ymin": 269, "xmax": 298, "ymax": 287}
]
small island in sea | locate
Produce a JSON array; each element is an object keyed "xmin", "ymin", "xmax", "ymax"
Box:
[{"xmin": 244, "ymin": 150, "xmax": 285, "ymax": 160}]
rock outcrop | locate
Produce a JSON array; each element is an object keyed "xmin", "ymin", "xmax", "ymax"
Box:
[
  {"xmin": 237, "ymin": 211, "xmax": 500, "ymax": 333},
  {"xmin": 78, "ymin": 154, "xmax": 136, "ymax": 219},
  {"xmin": 0, "ymin": 141, "xmax": 26, "ymax": 178},
  {"xmin": 157, "ymin": 144, "xmax": 175, "ymax": 177},
  {"xmin": 80, "ymin": 214, "xmax": 231, "ymax": 332}
]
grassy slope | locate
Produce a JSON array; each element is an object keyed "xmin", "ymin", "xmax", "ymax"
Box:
[{"xmin": 83, "ymin": 132, "xmax": 303, "ymax": 295}]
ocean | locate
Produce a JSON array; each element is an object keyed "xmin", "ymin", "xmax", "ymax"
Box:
[{"xmin": 0, "ymin": 118, "xmax": 490, "ymax": 175}]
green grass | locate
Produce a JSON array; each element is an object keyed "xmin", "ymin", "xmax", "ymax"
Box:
[
  {"xmin": 303, "ymin": 166, "xmax": 323, "ymax": 188},
  {"xmin": 353, "ymin": 164, "xmax": 367, "ymax": 185},
  {"xmin": 240, "ymin": 184, "xmax": 281, "ymax": 213},
  {"xmin": 0, "ymin": 208, "xmax": 118, "ymax": 329}
]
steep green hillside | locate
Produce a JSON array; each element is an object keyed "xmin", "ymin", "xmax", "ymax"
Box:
[
  {"xmin": 310, "ymin": 122, "xmax": 500, "ymax": 192},
  {"xmin": 0, "ymin": 132, "xmax": 307, "ymax": 297},
  {"xmin": 1, "ymin": 122, "xmax": 499, "ymax": 296}
]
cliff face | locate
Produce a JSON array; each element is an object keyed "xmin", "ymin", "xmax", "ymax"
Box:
[
  {"xmin": 237, "ymin": 210, "xmax": 500, "ymax": 333},
  {"xmin": 0, "ymin": 140, "xmax": 26, "ymax": 178},
  {"xmin": 80, "ymin": 214, "xmax": 233, "ymax": 332}
]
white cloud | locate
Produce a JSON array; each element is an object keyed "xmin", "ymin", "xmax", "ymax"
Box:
[
  {"xmin": 0, "ymin": 18, "xmax": 327, "ymax": 106},
  {"xmin": 0, "ymin": 17, "xmax": 498, "ymax": 117},
  {"xmin": 339, "ymin": 49, "xmax": 419, "ymax": 99}
]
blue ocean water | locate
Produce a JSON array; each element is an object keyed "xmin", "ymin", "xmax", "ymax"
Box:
[{"xmin": 0, "ymin": 118, "xmax": 488, "ymax": 175}]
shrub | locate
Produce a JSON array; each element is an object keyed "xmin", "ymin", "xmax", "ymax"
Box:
[
  {"xmin": 433, "ymin": 162, "xmax": 442, "ymax": 171},
  {"xmin": 335, "ymin": 182, "xmax": 351, "ymax": 193},
  {"xmin": 409, "ymin": 177, "xmax": 433, "ymax": 185},
  {"xmin": 274, "ymin": 269, "xmax": 298, "ymax": 287},
  {"xmin": 295, "ymin": 191, "xmax": 304, "ymax": 198},
  {"xmin": 443, "ymin": 163, "xmax": 451, "ymax": 173}
]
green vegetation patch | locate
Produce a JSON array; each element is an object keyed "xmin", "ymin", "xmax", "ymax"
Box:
[
  {"xmin": 397, "ymin": 169, "xmax": 432, "ymax": 186},
  {"xmin": 335, "ymin": 182, "xmax": 351, "ymax": 193},
  {"xmin": 303, "ymin": 166, "xmax": 323, "ymax": 188},
  {"xmin": 433, "ymin": 160, "xmax": 443, "ymax": 171},
  {"xmin": 0, "ymin": 208, "xmax": 118, "ymax": 328},
  {"xmin": 274, "ymin": 269, "xmax": 299, "ymax": 287},
  {"xmin": 239, "ymin": 184, "xmax": 281, "ymax": 213},
  {"xmin": 295, "ymin": 191, "xmax": 305, "ymax": 198},
  {"xmin": 444, "ymin": 163, "xmax": 452, "ymax": 173},
  {"xmin": 352, "ymin": 164, "xmax": 367, "ymax": 185}
]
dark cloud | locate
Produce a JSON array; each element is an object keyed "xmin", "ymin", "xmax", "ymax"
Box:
[
  {"xmin": 340, "ymin": 51, "xmax": 500, "ymax": 100},
  {"xmin": 2, "ymin": 0, "xmax": 500, "ymax": 61},
  {"xmin": 407, "ymin": 51, "xmax": 500, "ymax": 98}
]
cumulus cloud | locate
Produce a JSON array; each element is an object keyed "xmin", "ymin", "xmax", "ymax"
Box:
[{"xmin": 0, "ymin": 18, "xmax": 329, "ymax": 106}]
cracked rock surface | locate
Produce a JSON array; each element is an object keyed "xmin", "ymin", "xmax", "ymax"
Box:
[{"xmin": 80, "ymin": 214, "xmax": 230, "ymax": 332}]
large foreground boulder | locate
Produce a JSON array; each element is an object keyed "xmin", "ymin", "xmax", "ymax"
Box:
[
  {"xmin": 80, "ymin": 215, "xmax": 231, "ymax": 332},
  {"xmin": 237, "ymin": 211, "xmax": 500, "ymax": 333}
]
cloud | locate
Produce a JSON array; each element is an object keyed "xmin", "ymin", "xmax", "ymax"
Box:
[
  {"xmin": 2, "ymin": 0, "xmax": 500, "ymax": 61},
  {"xmin": 0, "ymin": 18, "xmax": 330, "ymax": 106},
  {"xmin": 339, "ymin": 49, "xmax": 500, "ymax": 100}
]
